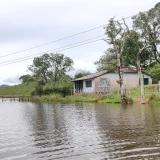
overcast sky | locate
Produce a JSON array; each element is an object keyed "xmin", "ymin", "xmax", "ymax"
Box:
[{"xmin": 0, "ymin": 0, "xmax": 159, "ymax": 85}]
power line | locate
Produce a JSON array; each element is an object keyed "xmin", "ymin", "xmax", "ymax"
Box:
[
  {"xmin": 0, "ymin": 37, "xmax": 105, "ymax": 66},
  {"xmin": 0, "ymin": 35, "xmax": 106, "ymax": 65},
  {"xmin": 0, "ymin": 16, "xmax": 132, "ymax": 58}
]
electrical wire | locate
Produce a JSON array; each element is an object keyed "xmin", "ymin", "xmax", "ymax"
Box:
[
  {"xmin": 0, "ymin": 37, "xmax": 105, "ymax": 66},
  {"xmin": 0, "ymin": 35, "xmax": 106, "ymax": 65},
  {"xmin": 0, "ymin": 16, "xmax": 132, "ymax": 58}
]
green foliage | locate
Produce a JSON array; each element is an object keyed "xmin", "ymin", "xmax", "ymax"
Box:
[
  {"xmin": 95, "ymin": 30, "xmax": 151, "ymax": 71},
  {"xmin": 43, "ymin": 85, "xmax": 53, "ymax": 95},
  {"xmin": 74, "ymin": 71, "xmax": 90, "ymax": 79},
  {"xmin": 50, "ymin": 53, "xmax": 74, "ymax": 81},
  {"xmin": 32, "ymin": 80, "xmax": 45, "ymax": 96},
  {"xmin": 147, "ymin": 64, "xmax": 160, "ymax": 83},
  {"xmin": 28, "ymin": 54, "xmax": 51, "ymax": 83},
  {"xmin": 0, "ymin": 83, "xmax": 35, "ymax": 96},
  {"xmin": 19, "ymin": 74, "xmax": 35, "ymax": 84},
  {"xmin": 130, "ymin": 84, "xmax": 159, "ymax": 98},
  {"xmin": 132, "ymin": 2, "xmax": 160, "ymax": 63},
  {"xmin": 31, "ymin": 94, "xmax": 107, "ymax": 103},
  {"xmin": 122, "ymin": 31, "xmax": 151, "ymax": 67},
  {"xmin": 52, "ymin": 75, "xmax": 73, "ymax": 97},
  {"xmin": 25, "ymin": 53, "xmax": 74, "ymax": 97},
  {"xmin": 28, "ymin": 53, "xmax": 74, "ymax": 83},
  {"xmin": 101, "ymin": 94, "xmax": 121, "ymax": 103},
  {"xmin": 31, "ymin": 75, "xmax": 73, "ymax": 97},
  {"xmin": 94, "ymin": 51, "xmax": 117, "ymax": 72},
  {"xmin": 148, "ymin": 93, "xmax": 160, "ymax": 104}
]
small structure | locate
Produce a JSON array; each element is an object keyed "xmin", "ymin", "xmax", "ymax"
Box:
[{"xmin": 72, "ymin": 67, "xmax": 152, "ymax": 94}]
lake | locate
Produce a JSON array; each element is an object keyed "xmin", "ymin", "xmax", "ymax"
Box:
[{"xmin": 0, "ymin": 101, "xmax": 160, "ymax": 160}]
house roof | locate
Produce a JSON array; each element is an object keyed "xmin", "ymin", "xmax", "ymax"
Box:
[
  {"xmin": 73, "ymin": 67, "xmax": 151, "ymax": 81},
  {"xmin": 72, "ymin": 70, "xmax": 108, "ymax": 81}
]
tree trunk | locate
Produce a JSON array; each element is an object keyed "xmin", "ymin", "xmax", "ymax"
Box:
[
  {"xmin": 43, "ymin": 73, "xmax": 48, "ymax": 83},
  {"xmin": 137, "ymin": 54, "xmax": 145, "ymax": 104},
  {"xmin": 152, "ymin": 44, "xmax": 160, "ymax": 63},
  {"xmin": 117, "ymin": 52, "xmax": 125, "ymax": 102}
]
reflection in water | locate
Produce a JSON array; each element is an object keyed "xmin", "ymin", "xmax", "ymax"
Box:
[{"xmin": 0, "ymin": 102, "xmax": 160, "ymax": 160}]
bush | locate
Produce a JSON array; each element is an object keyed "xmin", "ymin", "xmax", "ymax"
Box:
[
  {"xmin": 43, "ymin": 85, "xmax": 53, "ymax": 95},
  {"xmin": 53, "ymin": 84, "xmax": 72, "ymax": 97}
]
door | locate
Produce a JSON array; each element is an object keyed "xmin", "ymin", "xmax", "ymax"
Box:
[{"xmin": 144, "ymin": 78, "xmax": 149, "ymax": 85}]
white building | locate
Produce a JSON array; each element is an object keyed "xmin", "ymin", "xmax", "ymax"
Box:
[{"xmin": 73, "ymin": 68, "xmax": 152, "ymax": 93}]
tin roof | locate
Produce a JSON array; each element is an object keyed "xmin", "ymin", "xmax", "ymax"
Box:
[
  {"xmin": 73, "ymin": 70, "xmax": 108, "ymax": 81},
  {"xmin": 72, "ymin": 67, "xmax": 150, "ymax": 81}
]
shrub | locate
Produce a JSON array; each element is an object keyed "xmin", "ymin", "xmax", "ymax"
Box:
[{"xmin": 43, "ymin": 85, "xmax": 53, "ymax": 95}]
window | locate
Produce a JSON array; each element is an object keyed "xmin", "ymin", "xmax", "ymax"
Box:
[
  {"xmin": 86, "ymin": 80, "xmax": 92, "ymax": 88},
  {"xmin": 99, "ymin": 78, "xmax": 110, "ymax": 87},
  {"xmin": 139, "ymin": 78, "xmax": 149, "ymax": 85}
]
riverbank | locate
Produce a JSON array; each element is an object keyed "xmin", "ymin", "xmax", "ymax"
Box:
[
  {"xmin": 0, "ymin": 83, "xmax": 159, "ymax": 104},
  {"xmin": 30, "ymin": 94, "xmax": 122, "ymax": 104}
]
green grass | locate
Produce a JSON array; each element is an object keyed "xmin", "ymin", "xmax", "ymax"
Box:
[
  {"xmin": 100, "ymin": 94, "xmax": 121, "ymax": 103},
  {"xmin": 31, "ymin": 94, "xmax": 108, "ymax": 103},
  {"xmin": 1, "ymin": 83, "xmax": 159, "ymax": 104},
  {"xmin": 130, "ymin": 84, "xmax": 159, "ymax": 97},
  {"xmin": 148, "ymin": 93, "xmax": 160, "ymax": 104},
  {"xmin": 0, "ymin": 83, "xmax": 35, "ymax": 97}
]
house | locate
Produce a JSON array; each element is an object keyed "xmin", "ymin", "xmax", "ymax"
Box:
[{"xmin": 72, "ymin": 67, "xmax": 152, "ymax": 93}]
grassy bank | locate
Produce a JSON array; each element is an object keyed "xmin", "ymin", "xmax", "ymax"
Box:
[
  {"xmin": 31, "ymin": 94, "xmax": 122, "ymax": 104},
  {"xmin": 0, "ymin": 83, "xmax": 35, "ymax": 97},
  {"xmin": 0, "ymin": 83, "xmax": 122, "ymax": 103},
  {"xmin": 0, "ymin": 83, "xmax": 159, "ymax": 104}
]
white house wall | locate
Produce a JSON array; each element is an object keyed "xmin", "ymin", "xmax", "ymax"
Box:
[
  {"xmin": 83, "ymin": 79, "xmax": 95, "ymax": 93},
  {"xmin": 94, "ymin": 73, "xmax": 152, "ymax": 92},
  {"xmin": 74, "ymin": 73, "xmax": 152, "ymax": 93}
]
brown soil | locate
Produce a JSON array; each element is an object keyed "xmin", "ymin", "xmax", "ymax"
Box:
[{"xmin": 133, "ymin": 97, "xmax": 149, "ymax": 104}]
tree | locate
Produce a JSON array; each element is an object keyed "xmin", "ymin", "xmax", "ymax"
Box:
[
  {"xmin": 95, "ymin": 31, "xmax": 151, "ymax": 72},
  {"xmin": 122, "ymin": 30, "xmax": 151, "ymax": 68},
  {"xmin": 52, "ymin": 75, "xmax": 73, "ymax": 97},
  {"xmin": 104, "ymin": 18, "xmax": 127, "ymax": 102},
  {"xmin": 28, "ymin": 53, "xmax": 74, "ymax": 83},
  {"xmin": 74, "ymin": 70, "xmax": 91, "ymax": 79},
  {"xmin": 123, "ymin": 19, "xmax": 148, "ymax": 104},
  {"xmin": 94, "ymin": 49, "xmax": 117, "ymax": 72},
  {"xmin": 19, "ymin": 74, "xmax": 35, "ymax": 84},
  {"xmin": 28, "ymin": 53, "xmax": 51, "ymax": 83},
  {"xmin": 132, "ymin": 2, "xmax": 160, "ymax": 63},
  {"xmin": 147, "ymin": 64, "xmax": 160, "ymax": 83},
  {"xmin": 49, "ymin": 53, "xmax": 74, "ymax": 82}
]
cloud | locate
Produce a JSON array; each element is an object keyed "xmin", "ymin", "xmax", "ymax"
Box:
[
  {"xmin": 0, "ymin": 0, "xmax": 159, "ymax": 81},
  {"xmin": 3, "ymin": 75, "xmax": 21, "ymax": 84}
]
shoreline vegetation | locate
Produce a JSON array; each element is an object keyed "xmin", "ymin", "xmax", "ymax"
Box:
[
  {"xmin": 0, "ymin": 83, "xmax": 159, "ymax": 104},
  {"xmin": 1, "ymin": 3, "xmax": 160, "ymax": 105}
]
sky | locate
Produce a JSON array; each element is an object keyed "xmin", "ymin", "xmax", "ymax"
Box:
[{"xmin": 0, "ymin": 0, "xmax": 159, "ymax": 85}]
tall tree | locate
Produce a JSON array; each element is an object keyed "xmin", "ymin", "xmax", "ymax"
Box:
[
  {"xmin": 147, "ymin": 64, "xmax": 160, "ymax": 83},
  {"xmin": 94, "ymin": 32, "xmax": 151, "ymax": 72},
  {"xmin": 19, "ymin": 74, "xmax": 35, "ymax": 84},
  {"xmin": 123, "ymin": 20, "xmax": 149, "ymax": 104},
  {"xmin": 104, "ymin": 18, "xmax": 127, "ymax": 102},
  {"xmin": 49, "ymin": 53, "xmax": 74, "ymax": 82},
  {"xmin": 122, "ymin": 30, "xmax": 151, "ymax": 67},
  {"xmin": 132, "ymin": 2, "xmax": 160, "ymax": 63},
  {"xmin": 74, "ymin": 70, "xmax": 91, "ymax": 79},
  {"xmin": 28, "ymin": 53, "xmax": 74, "ymax": 83},
  {"xmin": 28, "ymin": 54, "xmax": 51, "ymax": 83},
  {"xmin": 94, "ymin": 49, "xmax": 117, "ymax": 72}
]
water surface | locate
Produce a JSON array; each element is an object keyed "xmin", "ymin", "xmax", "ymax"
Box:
[{"xmin": 0, "ymin": 101, "xmax": 160, "ymax": 159}]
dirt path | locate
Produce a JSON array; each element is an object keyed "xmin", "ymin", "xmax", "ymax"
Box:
[{"xmin": 133, "ymin": 97, "xmax": 149, "ymax": 104}]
